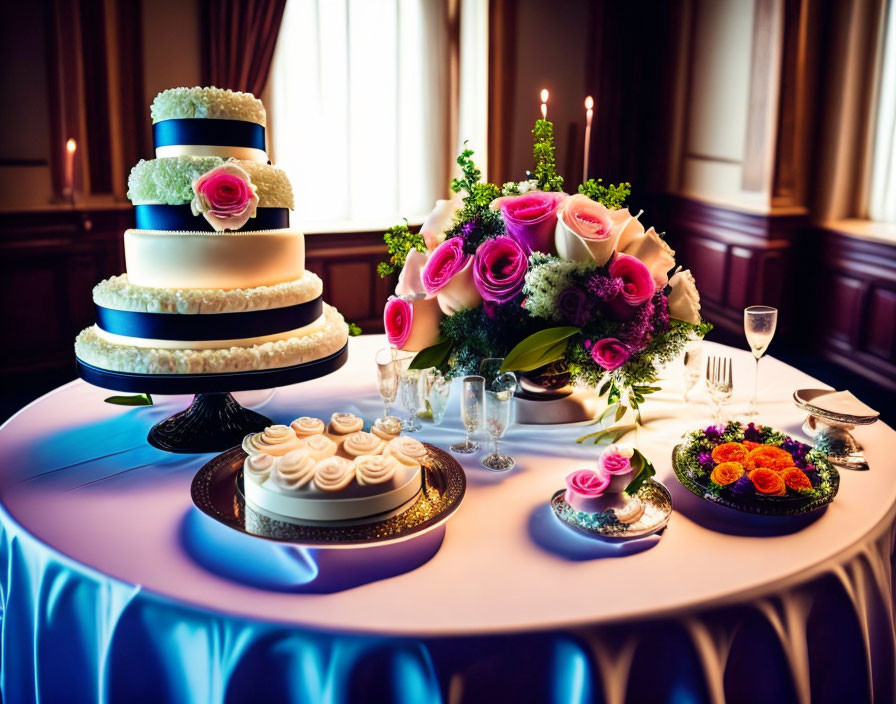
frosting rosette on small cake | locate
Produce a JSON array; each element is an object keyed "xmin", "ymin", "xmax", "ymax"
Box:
[
  {"xmin": 781, "ymin": 467, "xmax": 812, "ymax": 491},
  {"xmin": 353, "ymin": 454, "xmax": 401, "ymax": 486},
  {"xmin": 244, "ymin": 453, "xmax": 275, "ymax": 481},
  {"xmin": 746, "ymin": 445, "xmax": 795, "ymax": 472},
  {"xmin": 328, "ymin": 413, "xmax": 363, "ymax": 436},
  {"xmin": 710, "ymin": 461, "xmax": 745, "ymax": 486},
  {"xmin": 313, "ymin": 457, "xmax": 355, "ymax": 492},
  {"xmin": 371, "ymin": 416, "xmax": 403, "ymax": 441},
  {"xmin": 273, "ymin": 449, "xmax": 317, "ymax": 490},
  {"xmin": 304, "ymin": 434, "xmax": 338, "ymax": 461},
  {"xmin": 342, "ymin": 431, "xmax": 385, "ymax": 458},
  {"xmin": 614, "ymin": 496, "xmax": 646, "ymax": 524},
  {"xmin": 190, "ymin": 162, "xmax": 259, "ymax": 231},
  {"xmin": 290, "ymin": 417, "xmax": 325, "ymax": 438},
  {"xmin": 749, "ymin": 468, "xmax": 787, "ymax": 496},
  {"xmin": 711, "ymin": 442, "xmax": 749, "ymax": 465},
  {"xmin": 383, "ymin": 436, "xmax": 428, "ymax": 468},
  {"xmin": 564, "ymin": 469, "xmax": 611, "ymax": 514},
  {"xmin": 242, "ymin": 425, "xmax": 304, "ymax": 457}
]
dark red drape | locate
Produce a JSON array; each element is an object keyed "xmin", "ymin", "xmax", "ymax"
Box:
[{"xmin": 201, "ymin": 0, "xmax": 288, "ymax": 97}]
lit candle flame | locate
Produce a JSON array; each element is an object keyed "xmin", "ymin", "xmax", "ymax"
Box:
[
  {"xmin": 66, "ymin": 138, "xmax": 77, "ymax": 153},
  {"xmin": 540, "ymin": 89, "xmax": 548, "ymax": 121},
  {"xmin": 585, "ymin": 96, "xmax": 594, "ymax": 111},
  {"xmin": 540, "ymin": 89, "xmax": 549, "ymax": 103}
]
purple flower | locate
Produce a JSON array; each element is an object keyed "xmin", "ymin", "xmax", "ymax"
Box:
[
  {"xmin": 730, "ymin": 475, "xmax": 754, "ymax": 496},
  {"xmin": 586, "ymin": 273, "xmax": 623, "ymax": 302},
  {"xmin": 472, "ymin": 236, "xmax": 528, "ymax": 303},
  {"xmin": 557, "ymin": 286, "xmax": 590, "ymax": 326},
  {"xmin": 704, "ymin": 426, "xmax": 722, "ymax": 442},
  {"xmin": 744, "ymin": 423, "xmax": 762, "ymax": 442},
  {"xmin": 804, "ymin": 463, "xmax": 816, "ymax": 473},
  {"xmin": 697, "ymin": 451, "xmax": 714, "ymax": 470}
]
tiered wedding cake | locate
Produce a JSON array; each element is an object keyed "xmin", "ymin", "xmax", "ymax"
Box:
[{"xmin": 75, "ymin": 87, "xmax": 348, "ymax": 375}]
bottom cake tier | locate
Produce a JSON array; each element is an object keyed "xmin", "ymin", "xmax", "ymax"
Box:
[{"xmin": 75, "ymin": 303, "xmax": 348, "ymax": 374}]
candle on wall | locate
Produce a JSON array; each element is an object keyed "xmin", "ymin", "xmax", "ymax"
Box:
[
  {"xmin": 540, "ymin": 89, "xmax": 549, "ymax": 121},
  {"xmin": 583, "ymin": 96, "xmax": 594, "ymax": 184},
  {"xmin": 64, "ymin": 138, "xmax": 77, "ymax": 204}
]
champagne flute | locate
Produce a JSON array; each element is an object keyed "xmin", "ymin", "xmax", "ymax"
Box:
[
  {"xmin": 682, "ymin": 341, "xmax": 703, "ymax": 403},
  {"xmin": 375, "ymin": 348, "xmax": 398, "ymax": 419},
  {"xmin": 398, "ymin": 368, "xmax": 423, "ymax": 432},
  {"xmin": 744, "ymin": 306, "xmax": 778, "ymax": 415},
  {"xmin": 425, "ymin": 368, "xmax": 451, "ymax": 425},
  {"xmin": 451, "ymin": 376, "xmax": 484, "ymax": 454},
  {"xmin": 481, "ymin": 372, "xmax": 517, "ymax": 472}
]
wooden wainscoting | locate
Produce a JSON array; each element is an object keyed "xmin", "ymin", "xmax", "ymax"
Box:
[
  {"xmin": 815, "ymin": 229, "xmax": 896, "ymax": 391},
  {"xmin": 0, "ymin": 207, "xmax": 131, "ymax": 389},
  {"xmin": 304, "ymin": 230, "xmax": 395, "ymax": 335},
  {"xmin": 658, "ymin": 195, "xmax": 808, "ymax": 342}
]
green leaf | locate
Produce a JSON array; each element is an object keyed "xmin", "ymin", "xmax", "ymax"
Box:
[
  {"xmin": 624, "ymin": 448, "xmax": 656, "ymax": 495},
  {"xmin": 104, "ymin": 393, "xmax": 153, "ymax": 406},
  {"xmin": 576, "ymin": 424, "xmax": 637, "ymax": 445},
  {"xmin": 598, "ymin": 379, "xmax": 612, "ymax": 397},
  {"xmin": 409, "ymin": 338, "xmax": 453, "ymax": 371},
  {"xmin": 500, "ymin": 326, "xmax": 580, "ymax": 373}
]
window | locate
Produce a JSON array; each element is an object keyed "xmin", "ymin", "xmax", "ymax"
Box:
[
  {"xmin": 269, "ymin": 0, "xmax": 488, "ymax": 231},
  {"xmin": 869, "ymin": 0, "xmax": 896, "ymax": 223}
]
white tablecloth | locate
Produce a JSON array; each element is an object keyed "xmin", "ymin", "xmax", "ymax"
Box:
[{"xmin": 1, "ymin": 336, "xmax": 893, "ymax": 703}]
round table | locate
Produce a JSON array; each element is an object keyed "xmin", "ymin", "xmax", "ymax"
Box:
[{"xmin": 1, "ymin": 337, "xmax": 893, "ymax": 703}]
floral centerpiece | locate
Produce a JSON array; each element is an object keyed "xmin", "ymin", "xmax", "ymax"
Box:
[
  {"xmin": 673, "ymin": 421, "xmax": 839, "ymax": 514},
  {"xmin": 380, "ymin": 118, "xmax": 710, "ymax": 418}
]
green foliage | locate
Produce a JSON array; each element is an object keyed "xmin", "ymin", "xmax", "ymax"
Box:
[
  {"xmin": 409, "ymin": 337, "xmax": 454, "ymax": 372},
  {"xmin": 624, "ymin": 449, "xmax": 656, "ymax": 495},
  {"xmin": 446, "ymin": 146, "xmax": 505, "ymax": 251},
  {"xmin": 500, "ymin": 326, "xmax": 581, "ymax": 373},
  {"xmin": 377, "ymin": 220, "xmax": 426, "ymax": 277},
  {"xmin": 578, "ymin": 179, "xmax": 632, "ymax": 209},
  {"xmin": 532, "ymin": 119, "xmax": 564, "ymax": 192},
  {"xmin": 104, "ymin": 393, "xmax": 153, "ymax": 406},
  {"xmin": 347, "ymin": 322, "xmax": 362, "ymax": 336}
]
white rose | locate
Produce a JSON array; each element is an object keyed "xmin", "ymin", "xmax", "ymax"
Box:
[
  {"xmin": 395, "ymin": 248, "xmax": 429, "ymax": 298},
  {"xmin": 621, "ymin": 227, "xmax": 676, "ymax": 289},
  {"xmin": 405, "ymin": 296, "xmax": 443, "ymax": 351},
  {"xmin": 667, "ymin": 268, "xmax": 702, "ymax": 325},
  {"xmin": 420, "ymin": 194, "xmax": 464, "ymax": 250}
]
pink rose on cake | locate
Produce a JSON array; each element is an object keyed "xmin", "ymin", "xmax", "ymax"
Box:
[
  {"xmin": 190, "ymin": 162, "xmax": 259, "ymax": 231},
  {"xmin": 422, "ymin": 237, "xmax": 481, "ymax": 314},
  {"xmin": 598, "ymin": 443, "xmax": 637, "ymax": 491},
  {"xmin": 564, "ymin": 469, "xmax": 610, "ymax": 513},
  {"xmin": 473, "ymin": 236, "xmax": 528, "ymax": 303},
  {"xmin": 494, "ymin": 191, "xmax": 568, "ymax": 253},
  {"xmin": 383, "ymin": 295, "xmax": 441, "ymax": 352}
]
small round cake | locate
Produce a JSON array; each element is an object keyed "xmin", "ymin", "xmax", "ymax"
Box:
[{"xmin": 241, "ymin": 415, "xmax": 424, "ymax": 523}]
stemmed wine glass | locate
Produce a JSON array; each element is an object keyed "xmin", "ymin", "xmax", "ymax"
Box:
[
  {"xmin": 451, "ymin": 376, "xmax": 484, "ymax": 454},
  {"xmin": 424, "ymin": 368, "xmax": 451, "ymax": 425},
  {"xmin": 744, "ymin": 306, "xmax": 778, "ymax": 415},
  {"xmin": 375, "ymin": 348, "xmax": 399, "ymax": 419},
  {"xmin": 480, "ymin": 363, "xmax": 518, "ymax": 472},
  {"xmin": 682, "ymin": 340, "xmax": 703, "ymax": 403},
  {"xmin": 397, "ymin": 368, "xmax": 423, "ymax": 432}
]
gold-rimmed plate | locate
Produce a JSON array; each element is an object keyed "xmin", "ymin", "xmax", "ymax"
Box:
[{"xmin": 191, "ymin": 444, "xmax": 465, "ymax": 548}]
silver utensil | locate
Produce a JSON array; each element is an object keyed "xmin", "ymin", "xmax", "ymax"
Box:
[{"xmin": 706, "ymin": 356, "xmax": 733, "ymax": 425}]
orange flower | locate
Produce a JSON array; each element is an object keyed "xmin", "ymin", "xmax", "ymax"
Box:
[
  {"xmin": 711, "ymin": 442, "xmax": 749, "ymax": 464},
  {"xmin": 747, "ymin": 445, "xmax": 795, "ymax": 472},
  {"xmin": 743, "ymin": 440, "xmax": 762, "ymax": 450},
  {"xmin": 749, "ymin": 468, "xmax": 786, "ymax": 496},
  {"xmin": 710, "ymin": 461, "xmax": 745, "ymax": 486},
  {"xmin": 781, "ymin": 467, "xmax": 812, "ymax": 491}
]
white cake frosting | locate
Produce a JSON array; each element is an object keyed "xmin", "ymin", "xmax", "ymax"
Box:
[
  {"xmin": 290, "ymin": 416, "xmax": 326, "ymax": 438},
  {"xmin": 92, "ymin": 271, "xmax": 321, "ymax": 313},
  {"xmin": 241, "ymin": 417, "xmax": 424, "ymax": 523},
  {"xmin": 124, "ymin": 229, "xmax": 305, "ymax": 290}
]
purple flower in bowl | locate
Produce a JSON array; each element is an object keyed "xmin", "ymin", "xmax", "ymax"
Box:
[
  {"xmin": 697, "ymin": 451, "xmax": 714, "ymax": 471},
  {"xmin": 703, "ymin": 426, "xmax": 722, "ymax": 442},
  {"xmin": 730, "ymin": 475, "xmax": 754, "ymax": 496},
  {"xmin": 744, "ymin": 423, "xmax": 762, "ymax": 442}
]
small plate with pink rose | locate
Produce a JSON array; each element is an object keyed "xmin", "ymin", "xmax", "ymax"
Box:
[{"xmin": 550, "ymin": 445, "xmax": 673, "ymax": 541}]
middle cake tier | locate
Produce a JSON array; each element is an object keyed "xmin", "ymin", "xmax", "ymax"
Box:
[{"xmin": 124, "ymin": 228, "xmax": 305, "ymax": 289}]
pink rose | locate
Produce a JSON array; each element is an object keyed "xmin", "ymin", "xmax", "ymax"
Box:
[
  {"xmin": 495, "ymin": 191, "xmax": 568, "ymax": 253},
  {"xmin": 423, "ymin": 238, "xmax": 470, "ymax": 293},
  {"xmin": 564, "ymin": 469, "xmax": 610, "ymax": 513},
  {"xmin": 590, "ymin": 338, "xmax": 630, "ymax": 371},
  {"xmin": 383, "ymin": 295, "xmax": 441, "ymax": 352},
  {"xmin": 190, "ymin": 163, "xmax": 259, "ymax": 231},
  {"xmin": 598, "ymin": 443, "xmax": 637, "ymax": 491},
  {"xmin": 473, "ymin": 236, "xmax": 528, "ymax": 303},
  {"xmin": 609, "ymin": 253, "xmax": 654, "ymax": 306},
  {"xmin": 554, "ymin": 194, "xmax": 619, "ymax": 265},
  {"xmin": 621, "ymin": 227, "xmax": 676, "ymax": 289}
]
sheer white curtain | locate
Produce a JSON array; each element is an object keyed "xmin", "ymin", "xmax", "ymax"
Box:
[
  {"xmin": 869, "ymin": 0, "xmax": 896, "ymax": 223},
  {"xmin": 269, "ymin": 0, "xmax": 487, "ymax": 231}
]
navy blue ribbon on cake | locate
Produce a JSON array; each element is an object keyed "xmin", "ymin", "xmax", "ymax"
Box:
[
  {"xmin": 135, "ymin": 204, "xmax": 289, "ymax": 231},
  {"xmin": 95, "ymin": 296, "xmax": 323, "ymax": 341},
  {"xmin": 153, "ymin": 118, "xmax": 266, "ymax": 151}
]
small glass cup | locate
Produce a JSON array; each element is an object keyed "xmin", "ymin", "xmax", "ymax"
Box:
[
  {"xmin": 682, "ymin": 340, "xmax": 703, "ymax": 403},
  {"xmin": 425, "ymin": 368, "xmax": 451, "ymax": 425},
  {"xmin": 375, "ymin": 348, "xmax": 399, "ymax": 419},
  {"xmin": 481, "ymin": 371, "xmax": 517, "ymax": 471},
  {"xmin": 451, "ymin": 376, "xmax": 484, "ymax": 454},
  {"xmin": 397, "ymin": 368, "xmax": 423, "ymax": 432}
]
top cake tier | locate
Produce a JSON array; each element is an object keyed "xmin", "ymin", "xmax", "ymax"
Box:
[{"xmin": 150, "ymin": 87, "xmax": 268, "ymax": 162}]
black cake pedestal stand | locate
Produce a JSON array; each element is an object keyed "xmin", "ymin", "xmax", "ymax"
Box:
[{"xmin": 75, "ymin": 344, "xmax": 349, "ymax": 454}]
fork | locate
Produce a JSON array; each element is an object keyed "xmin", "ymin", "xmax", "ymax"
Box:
[{"xmin": 706, "ymin": 356, "xmax": 733, "ymax": 425}]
